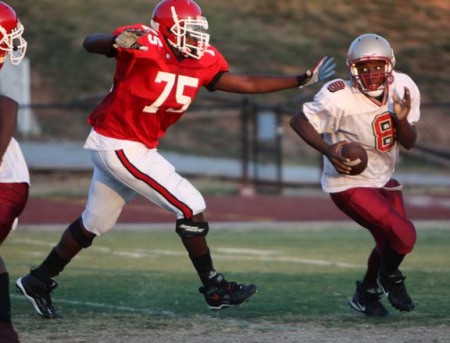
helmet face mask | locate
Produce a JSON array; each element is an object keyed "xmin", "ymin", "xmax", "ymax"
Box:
[
  {"xmin": 346, "ymin": 33, "xmax": 395, "ymax": 97},
  {"xmin": 0, "ymin": 2, "xmax": 27, "ymax": 69},
  {"xmin": 354, "ymin": 60, "xmax": 390, "ymax": 96},
  {"xmin": 151, "ymin": 0, "xmax": 210, "ymax": 59},
  {"xmin": 0, "ymin": 22, "xmax": 27, "ymax": 65}
]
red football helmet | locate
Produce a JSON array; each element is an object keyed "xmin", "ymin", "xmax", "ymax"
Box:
[
  {"xmin": 151, "ymin": 0, "xmax": 209, "ymax": 59},
  {"xmin": 346, "ymin": 33, "xmax": 395, "ymax": 97},
  {"xmin": 0, "ymin": 1, "xmax": 27, "ymax": 69}
]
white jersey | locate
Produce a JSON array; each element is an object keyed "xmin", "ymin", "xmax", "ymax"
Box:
[
  {"xmin": 0, "ymin": 137, "xmax": 30, "ymax": 184},
  {"xmin": 303, "ymin": 71, "xmax": 420, "ymax": 193}
]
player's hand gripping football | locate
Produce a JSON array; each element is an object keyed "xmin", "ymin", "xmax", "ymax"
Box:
[
  {"xmin": 298, "ymin": 56, "xmax": 336, "ymax": 89},
  {"xmin": 114, "ymin": 28, "xmax": 150, "ymax": 51},
  {"xmin": 393, "ymin": 87, "xmax": 411, "ymax": 121},
  {"xmin": 325, "ymin": 141, "xmax": 352, "ymax": 175}
]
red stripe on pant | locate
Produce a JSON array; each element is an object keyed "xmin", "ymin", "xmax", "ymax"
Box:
[{"xmin": 115, "ymin": 150, "xmax": 193, "ymax": 219}]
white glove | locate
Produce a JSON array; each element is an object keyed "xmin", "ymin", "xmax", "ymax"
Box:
[
  {"xmin": 298, "ymin": 56, "xmax": 336, "ymax": 89},
  {"xmin": 113, "ymin": 28, "xmax": 149, "ymax": 51}
]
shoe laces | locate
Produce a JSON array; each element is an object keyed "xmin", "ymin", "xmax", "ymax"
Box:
[
  {"xmin": 359, "ymin": 286, "xmax": 383, "ymax": 302},
  {"xmin": 29, "ymin": 271, "xmax": 58, "ymax": 294},
  {"xmin": 386, "ymin": 271, "xmax": 406, "ymax": 287},
  {"xmin": 202, "ymin": 273, "xmax": 237, "ymax": 294}
]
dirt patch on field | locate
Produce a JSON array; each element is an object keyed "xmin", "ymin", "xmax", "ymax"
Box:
[{"xmin": 16, "ymin": 322, "xmax": 450, "ymax": 343}]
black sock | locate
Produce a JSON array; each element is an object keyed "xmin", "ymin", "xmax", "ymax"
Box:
[
  {"xmin": 362, "ymin": 247, "xmax": 381, "ymax": 287},
  {"xmin": 0, "ymin": 272, "xmax": 11, "ymax": 323},
  {"xmin": 381, "ymin": 243, "xmax": 405, "ymax": 275},
  {"xmin": 190, "ymin": 250, "xmax": 215, "ymax": 286},
  {"xmin": 32, "ymin": 248, "xmax": 69, "ymax": 282}
]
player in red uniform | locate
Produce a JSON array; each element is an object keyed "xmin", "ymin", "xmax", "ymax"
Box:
[
  {"xmin": 16, "ymin": 0, "xmax": 335, "ymax": 318},
  {"xmin": 0, "ymin": 2, "xmax": 29, "ymax": 341}
]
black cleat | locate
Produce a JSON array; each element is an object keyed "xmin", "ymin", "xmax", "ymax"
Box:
[
  {"xmin": 199, "ymin": 273, "xmax": 257, "ymax": 311},
  {"xmin": 16, "ymin": 272, "xmax": 61, "ymax": 319},
  {"xmin": 377, "ymin": 270, "xmax": 415, "ymax": 312},
  {"xmin": 348, "ymin": 281, "xmax": 389, "ymax": 317}
]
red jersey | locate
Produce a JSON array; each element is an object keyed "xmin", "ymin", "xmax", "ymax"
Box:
[{"xmin": 88, "ymin": 24, "xmax": 229, "ymax": 148}]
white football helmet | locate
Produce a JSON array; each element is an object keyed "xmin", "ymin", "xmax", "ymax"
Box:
[
  {"xmin": 0, "ymin": 1, "xmax": 27, "ymax": 69},
  {"xmin": 151, "ymin": 0, "xmax": 210, "ymax": 59},
  {"xmin": 346, "ymin": 33, "xmax": 395, "ymax": 97}
]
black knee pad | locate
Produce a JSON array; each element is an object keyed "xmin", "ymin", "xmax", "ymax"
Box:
[
  {"xmin": 176, "ymin": 219, "xmax": 209, "ymax": 237},
  {"xmin": 68, "ymin": 218, "xmax": 95, "ymax": 248}
]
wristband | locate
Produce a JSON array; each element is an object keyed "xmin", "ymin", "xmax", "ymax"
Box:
[{"xmin": 296, "ymin": 73, "xmax": 309, "ymax": 87}]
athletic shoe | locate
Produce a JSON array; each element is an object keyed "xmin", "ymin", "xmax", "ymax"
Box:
[
  {"xmin": 348, "ymin": 280, "xmax": 389, "ymax": 317},
  {"xmin": 199, "ymin": 273, "xmax": 257, "ymax": 310},
  {"xmin": 0, "ymin": 322, "xmax": 20, "ymax": 343},
  {"xmin": 15, "ymin": 272, "xmax": 61, "ymax": 319},
  {"xmin": 377, "ymin": 269, "xmax": 415, "ymax": 312}
]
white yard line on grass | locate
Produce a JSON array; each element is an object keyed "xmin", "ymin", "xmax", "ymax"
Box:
[
  {"xmin": 13, "ymin": 238, "xmax": 363, "ymax": 269},
  {"xmin": 11, "ymin": 294, "xmax": 176, "ymax": 316}
]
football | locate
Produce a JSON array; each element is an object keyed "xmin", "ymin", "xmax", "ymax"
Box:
[{"xmin": 339, "ymin": 142, "xmax": 368, "ymax": 175}]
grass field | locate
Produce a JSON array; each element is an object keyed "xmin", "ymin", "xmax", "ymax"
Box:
[{"xmin": 3, "ymin": 222, "xmax": 450, "ymax": 343}]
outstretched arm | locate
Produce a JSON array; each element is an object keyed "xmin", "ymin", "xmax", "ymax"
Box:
[
  {"xmin": 0, "ymin": 96, "xmax": 19, "ymax": 164},
  {"xmin": 214, "ymin": 56, "xmax": 336, "ymax": 94},
  {"xmin": 214, "ymin": 73, "xmax": 298, "ymax": 93}
]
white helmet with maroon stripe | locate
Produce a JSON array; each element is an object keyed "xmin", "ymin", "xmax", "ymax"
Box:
[{"xmin": 347, "ymin": 33, "xmax": 395, "ymax": 97}]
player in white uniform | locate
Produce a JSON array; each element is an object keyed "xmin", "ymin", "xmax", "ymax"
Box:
[
  {"xmin": 0, "ymin": 2, "xmax": 29, "ymax": 342},
  {"xmin": 290, "ymin": 33, "xmax": 420, "ymax": 317}
]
